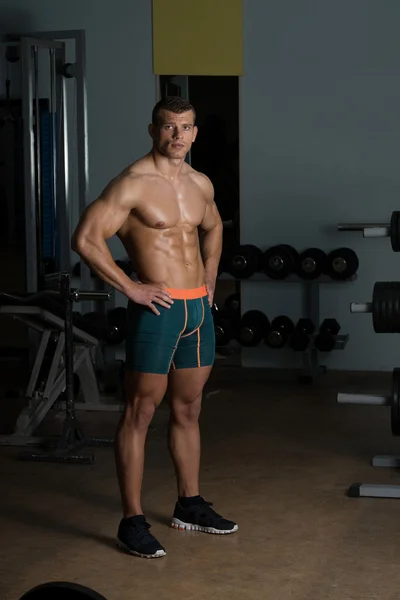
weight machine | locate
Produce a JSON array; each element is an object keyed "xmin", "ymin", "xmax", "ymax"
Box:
[
  {"xmin": 0, "ymin": 29, "xmax": 92, "ymax": 300},
  {"xmin": 338, "ymin": 368, "xmax": 400, "ymax": 499},
  {"xmin": 0, "ymin": 272, "xmax": 115, "ymax": 464},
  {"xmin": 338, "ymin": 215, "xmax": 400, "ymax": 497}
]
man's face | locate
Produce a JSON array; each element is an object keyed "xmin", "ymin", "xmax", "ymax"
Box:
[{"xmin": 150, "ymin": 109, "xmax": 197, "ymax": 159}]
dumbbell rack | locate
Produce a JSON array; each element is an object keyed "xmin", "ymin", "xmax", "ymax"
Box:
[{"xmin": 219, "ymin": 273, "xmax": 354, "ymax": 382}]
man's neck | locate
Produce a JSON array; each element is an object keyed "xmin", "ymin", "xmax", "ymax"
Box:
[{"xmin": 151, "ymin": 149, "xmax": 186, "ymax": 180}]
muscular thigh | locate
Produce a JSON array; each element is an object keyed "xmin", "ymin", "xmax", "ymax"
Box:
[{"xmin": 123, "ymin": 370, "xmax": 168, "ymax": 427}]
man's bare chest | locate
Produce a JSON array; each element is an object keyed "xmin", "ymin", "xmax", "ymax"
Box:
[{"xmin": 133, "ymin": 179, "xmax": 206, "ymax": 229}]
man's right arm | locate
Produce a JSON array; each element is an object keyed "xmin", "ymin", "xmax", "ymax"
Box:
[
  {"xmin": 71, "ymin": 174, "xmax": 172, "ymax": 314},
  {"xmin": 71, "ymin": 174, "xmax": 137, "ymax": 296}
]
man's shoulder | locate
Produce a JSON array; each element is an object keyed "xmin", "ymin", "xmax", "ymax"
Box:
[
  {"xmin": 123, "ymin": 154, "xmax": 156, "ymax": 181},
  {"xmin": 99, "ymin": 156, "xmax": 154, "ymax": 204},
  {"xmin": 187, "ymin": 167, "xmax": 214, "ymax": 197}
]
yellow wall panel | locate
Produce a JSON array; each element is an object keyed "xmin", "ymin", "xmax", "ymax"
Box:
[{"xmin": 152, "ymin": 0, "xmax": 243, "ymax": 75}]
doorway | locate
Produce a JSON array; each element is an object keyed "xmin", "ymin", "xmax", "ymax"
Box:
[{"xmin": 159, "ymin": 75, "xmax": 240, "ymax": 249}]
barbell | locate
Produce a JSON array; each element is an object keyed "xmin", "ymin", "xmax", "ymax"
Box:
[
  {"xmin": 338, "ymin": 210, "xmax": 400, "ymax": 252},
  {"xmin": 337, "ymin": 368, "xmax": 400, "ymax": 436},
  {"xmin": 350, "ymin": 281, "xmax": 400, "ymax": 333}
]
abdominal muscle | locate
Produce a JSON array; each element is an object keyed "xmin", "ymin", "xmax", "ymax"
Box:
[{"xmin": 118, "ymin": 225, "xmax": 206, "ymax": 290}]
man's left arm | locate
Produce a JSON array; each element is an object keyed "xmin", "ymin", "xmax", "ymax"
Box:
[{"xmin": 198, "ymin": 176, "xmax": 223, "ymax": 307}]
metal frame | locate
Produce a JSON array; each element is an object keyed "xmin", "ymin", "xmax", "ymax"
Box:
[
  {"xmin": 337, "ymin": 386, "xmax": 400, "ymax": 499},
  {"xmin": 20, "ymin": 37, "xmax": 65, "ymax": 291},
  {"xmin": 1, "ymin": 30, "xmax": 90, "ymax": 296},
  {"xmin": 0, "ymin": 303, "xmax": 122, "ymax": 447},
  {"xmin": 346, "ymin": 457, "xmax": 400, "ymax": 500}
]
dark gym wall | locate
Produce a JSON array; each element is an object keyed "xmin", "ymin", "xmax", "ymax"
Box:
[{"xmin": 240, "ymin": 0, "xmax": 400, "ymax": 371}]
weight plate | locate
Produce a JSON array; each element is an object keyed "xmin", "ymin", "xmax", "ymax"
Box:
[
  {"xmin": 390, "ymin": 211, "xmax": 400, "ymax": 252},
  {"xmin": 296, "ymin": 318, "xmax": 315, "ymax": 334},
  {"xmin": 224, "ymin": 293, "xmax": 240, "ymax": 317},
  {"xmin": 238, "ymin": 310, "xmax": 270, "ymax": 346},
  {"xmin": 265, "ymin": 316, "xmax": 294, "ymax": 348},
  {"xmin": 319, "ymin": 318, "xmax": 340, "ymax": 335},
  {"xmin": 266, "ymin": 330, "xmax": 285, "ymax": 348},
  {"xmin": 262, "ymin": 245, "xmax": 298, "ymax": 279},
  {"xmin": 227, "ymin": 244, "xmax": 262, "ymax": 279},
  {"xmin": 271, "ymin": 315, "xmax": 295, "ymax": 332},
  {"xmin": 20, "ymin": 581, "xmax": 107, "ymax": 600},
  {"xmin": 372, "ymin": 281, "xmax": 400, "ymax": 333},
  {"xmin": 295, "ymin": 248, "xmax": 326, "ymax": 280},
  {"xmin": 391, "ymin": 368, "xmax": 400, "ymax": 436},
  {"xmin": 214, "ymin": 313, "xmax": 234, "ymax": 346},
  {"xmin": 325, "ymin": 248, "xmax": 359, "ymax": 280}
]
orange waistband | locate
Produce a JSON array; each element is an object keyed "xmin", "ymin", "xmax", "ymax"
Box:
[{"xmin": 165, "ymin": 285, "xmax": 208, "ymax": 300}]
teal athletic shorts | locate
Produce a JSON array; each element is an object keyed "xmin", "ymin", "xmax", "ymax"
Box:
[{"xmin": 125, "ymin": 285, "xmax": 215, "ymax": 374}]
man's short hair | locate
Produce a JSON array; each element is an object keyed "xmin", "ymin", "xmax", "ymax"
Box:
[{"xmin": 152, "ymin": 96, "xmax": 196, "ymax": 126}]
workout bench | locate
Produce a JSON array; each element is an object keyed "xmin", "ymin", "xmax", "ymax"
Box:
[{"xmin": 0, "ymin": 295, "xmax": 123, "ymax": 448}]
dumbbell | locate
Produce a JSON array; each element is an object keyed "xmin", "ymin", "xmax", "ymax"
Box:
[
  {"xmin": 213, "ymin": 307, "xmax": 237, "ymax": 347},
  {"xmin": 223, "ymin": 293, "xmax": 240, "ymax": 318},
  {"xmin": 295, "ymin": 248, "xmax": 327, "ymax": 280},
  {"xmin": 338, "ymin": 211, "xmax": 400, "ymax": 252},
  {"xmin": 314, "ymin": 319, "xmax": 341, "ymax": 351},
  {"xmin": 324, "ymin": 248, "xmax": 359, "ymax": 280},
  {"xmin": 262, "ymin": 245, "xmax": 298, "ymax": 279},
  {"xmin": 237, "ymin": 310, "xmax": 270, "ymax": 347},
  {"xmin": 212, "ymin": 294, "xmax": 241, "ymax": 347},
  {"xmin": 225, "ymin": 244, "xmax": 263, "ymax": 279},
  {"xmin": 350, "ymin": 281, "xmax": 400, "ymax": 333},
  {"xmin": 338, "ymin": 368, "xmax": 400, "ymax": 436},
  {"xmin": 265, "ymin": 316, "xmax": 294, "ymax": 349},
  {"xmin": 289, "ymin": 318, "xmax": 315, "ymax": 351}
]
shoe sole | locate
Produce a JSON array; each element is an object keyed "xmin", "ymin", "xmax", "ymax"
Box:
[
  {"xmin": 116, "ymin": 539, "xmax": 166, "ymax": 559},
  {"xmin": 171, "ymin": 518, "xmax": 238, "ymax": 534}
]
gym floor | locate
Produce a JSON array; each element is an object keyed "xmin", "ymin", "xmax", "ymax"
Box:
[{"xmin": 1, "ymin": 364, "xmax": 400, "ymax": 600}]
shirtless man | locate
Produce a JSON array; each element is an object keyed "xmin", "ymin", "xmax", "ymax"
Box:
[{"xmin": 71, "ymin": 96, "xmax": 238, "ymax": 559}]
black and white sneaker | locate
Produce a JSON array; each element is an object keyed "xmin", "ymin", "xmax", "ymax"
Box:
[
  {"xmin": 171, "ymin": 498, "xmax": 238, "ymax": 534},
  {"xmin": 117, "ymin": 515, "xmax": 166, "ymax": 558}
]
